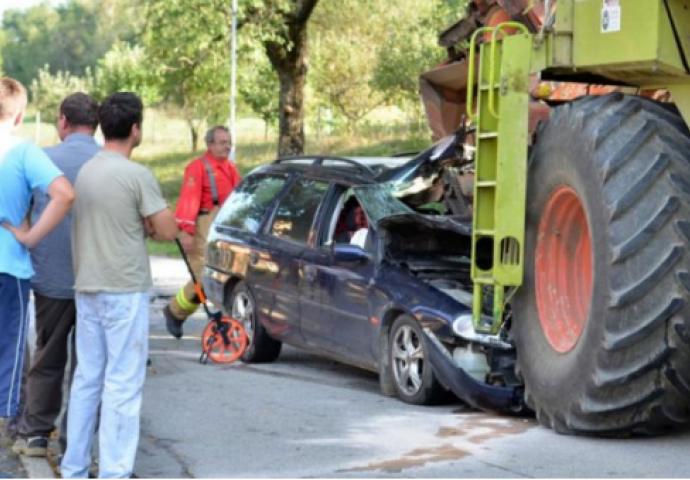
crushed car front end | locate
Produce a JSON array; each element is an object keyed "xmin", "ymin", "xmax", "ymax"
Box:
[{"xmin": 357, "ymin": 184, "xmax": 526, "ymax": 415}]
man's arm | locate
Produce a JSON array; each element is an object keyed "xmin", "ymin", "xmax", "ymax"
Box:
[
  {"xmin": 3, "ymin": 176, "xmax": 75, "ymax": 248},
  {"xmin": 146, "ymin": 208, "xmax": 179, "ymax": 242},
  {"xmin": 175, "ymin": 160, "xmax": 204, "ymax": 252}
]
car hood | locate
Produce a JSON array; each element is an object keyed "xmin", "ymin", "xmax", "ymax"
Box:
[{"xmin": 375, "ymin": 213, "xmax": 472, "ymax": 263}]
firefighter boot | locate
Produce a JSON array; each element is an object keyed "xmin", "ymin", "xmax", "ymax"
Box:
[{"xmin": 164, "ymin": 305, "xmax": 185, "ymax": 339}]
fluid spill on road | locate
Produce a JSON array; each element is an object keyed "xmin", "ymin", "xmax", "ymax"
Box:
[{"xmin": 341, "ymin": 412, "xmax": 536, "ymax": 473}]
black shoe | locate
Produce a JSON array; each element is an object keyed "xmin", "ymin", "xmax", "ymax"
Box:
[
  {"xmin": 13, "ymin": 436, "xmax": 48, "ymax": 457},
  {"xmin": 164, "ymin": 305, "xmax": 184, "ymax": 339}
]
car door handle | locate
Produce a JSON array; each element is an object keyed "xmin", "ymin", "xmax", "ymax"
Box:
[
  {"xmin": 304, "ymin": 265, "xmax": 316, "ymax": 282},
  {"xmin": 250, "ymin": 251, "xmax": 259, "ymax": 265}
]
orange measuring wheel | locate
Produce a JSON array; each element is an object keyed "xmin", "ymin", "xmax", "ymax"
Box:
[{"xmin": 200, "ymin": 317, "xmax": 247, "ymax": 364}]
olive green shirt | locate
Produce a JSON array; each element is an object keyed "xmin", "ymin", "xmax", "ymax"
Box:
[{"xmin": 72, "ymin": 150, "xmax": 167, "ymax": 293}]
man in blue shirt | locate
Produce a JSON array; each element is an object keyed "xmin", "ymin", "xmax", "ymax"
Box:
[
  {"xmin": 12, "ymin": 93, "xmax": 101, "ymax": 458},
  {"xmin": 0, "ymin": 77, "xmax": 75, "ymax": 423}
]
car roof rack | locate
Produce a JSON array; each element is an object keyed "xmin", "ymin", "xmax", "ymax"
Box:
[{"xmin": 272, "ymin": 155, "xmax": 376, "ymax": 176}]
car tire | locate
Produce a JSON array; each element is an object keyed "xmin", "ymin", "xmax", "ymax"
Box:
[
  {"xmin": 230, "ymin": 283, "xmax": 282, "ymax": 363},
  {"xmin": 388, "ymin": 314, "xmax": 444, "ymax": 405}
]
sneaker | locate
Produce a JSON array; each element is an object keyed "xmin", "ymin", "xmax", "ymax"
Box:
[
  {"xmin": 164, "ymin": 305, "xmax": 184, "ymax": 339},
  {"xmin": 13, "ymin": 436, "xmax": 48, "ymax": 457}
]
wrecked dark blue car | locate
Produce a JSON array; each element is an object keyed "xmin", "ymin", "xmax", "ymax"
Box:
[{"xmin": 203, "ymin": 135, "xmax": 525, "ymax": 412}]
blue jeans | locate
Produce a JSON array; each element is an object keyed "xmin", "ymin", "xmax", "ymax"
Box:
[
  {"xmin": 60, "ymin": 292, "xmax": 149, "ymax": 479},
  {"xmin": 0, "ymin": 274, "xmax": 30, "ymax": 418}
]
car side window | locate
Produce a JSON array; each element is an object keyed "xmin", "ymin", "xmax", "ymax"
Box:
[
  {"xmin": 216, "ymin": 175, "xmax": 288, "ymax": 233},
  {"xmin": 331, "ymin": 191, "xmax": 373, "ymax": 250},
  {"xmin": 270, "ymin": 178, "xmax": 329, "ymax": 244}
]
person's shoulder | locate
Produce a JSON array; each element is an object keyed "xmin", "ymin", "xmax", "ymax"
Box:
[
  {"xmin": 124, "ymin": 160, "xmax": 157, "ymax": 181},
  {"xmin": 0, "ymin": 136, "xmax": 27, "ymax": 157},
  {"xmin": 185, "ymin": 156, "xmax": 205, "ymax": 171},
  {"xmin": 17, "ymin": 140, "xmax": 54, "ymax": 164}
]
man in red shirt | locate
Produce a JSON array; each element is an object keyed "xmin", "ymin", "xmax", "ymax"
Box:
[{"xmin": 164, "ymin": 126, "xmax": 241, "ymax": 338}]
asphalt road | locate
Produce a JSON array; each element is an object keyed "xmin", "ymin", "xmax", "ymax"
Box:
[{"xmin": 137, "ymin": 301, "xmax": 690, "ymax": 478}]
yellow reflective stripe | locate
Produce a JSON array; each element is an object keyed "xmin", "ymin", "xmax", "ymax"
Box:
[{"xmin": 176, "ymin": 290, "xmax": 199, "ymax": 313}]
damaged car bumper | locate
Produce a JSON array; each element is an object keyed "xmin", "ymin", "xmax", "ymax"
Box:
[{"xmin": 424, "ymin": 328, "xmax": 527, "ymax": 415}]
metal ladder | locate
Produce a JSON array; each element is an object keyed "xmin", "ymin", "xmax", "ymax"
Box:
[{"xmin": 466, "ymin": 24, "xmax": 532, "ymax": 334}]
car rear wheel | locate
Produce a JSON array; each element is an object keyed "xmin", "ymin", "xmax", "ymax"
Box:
[
  {"xmin": 231, "ymin": 283, "xmax": 282, "ymax": 363},
  {"xmin": 389, "ymin": 315, "xmax": 444, "ymax": 405}
]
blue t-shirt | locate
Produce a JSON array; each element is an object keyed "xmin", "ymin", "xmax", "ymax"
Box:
[
  {"xmin": 31, "ymin": 133, "xmax": 101, "ymax": 298},
  {"xmin": 0, "ymin": 137, "xmax": 63, "ymax": 279}
]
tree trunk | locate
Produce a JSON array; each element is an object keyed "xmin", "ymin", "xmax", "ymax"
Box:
[
  {"xmin": 188, "ymin": 120, "xmax": 199, "ymax": 152},
  {"xmin": 264, "ymin": 15, "xmax": 312, "ymax": 157}
]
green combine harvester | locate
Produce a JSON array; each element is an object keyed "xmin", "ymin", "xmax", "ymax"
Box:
[{"xmin": 418, "ymin": 0, "xmax": 690, "ymax": 435}]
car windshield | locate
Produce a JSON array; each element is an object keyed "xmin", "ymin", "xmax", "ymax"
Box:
[{"xmin": 353, "ymin": 183, "xmax": 415, "ymax": 224}]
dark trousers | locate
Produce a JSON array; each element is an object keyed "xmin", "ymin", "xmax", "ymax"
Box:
[{"xmin": 19, "ymin": 292, "xmax": 76, "ymax": 449}]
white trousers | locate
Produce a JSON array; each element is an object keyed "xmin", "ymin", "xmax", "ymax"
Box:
[{"xmin": 61, "ymin": 292, "xmax": 149, "ymax": 479}]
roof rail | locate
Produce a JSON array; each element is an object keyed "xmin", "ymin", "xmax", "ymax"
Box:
[
  {"xmin": 391, "ymin": 150, "xmax": 420, "ymax": 157},
  {"xmin": 272, "ymin": 155, "xmax": 376, "ymax": 176}
]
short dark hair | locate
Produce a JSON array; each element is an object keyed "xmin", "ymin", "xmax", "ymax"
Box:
[
  {"xmin": 0, "ymin": 77, "xmax": 28, "ymax": 121},
  {"xmin": 60, "ymin": 92, "xmax": 99, "ymax": 130},
  {"xmin": 98, "ymin": 92, "xmax": 143, "ymax": 140}
]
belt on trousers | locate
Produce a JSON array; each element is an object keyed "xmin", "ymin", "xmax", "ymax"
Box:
[{"xmin": 199, "ymin": 210, "xmax": 211, "ymax": 216}]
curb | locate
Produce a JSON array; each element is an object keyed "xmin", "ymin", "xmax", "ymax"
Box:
[{"xmin": 18, "ymin": 456, "xmax": 54, "ymax": 479}]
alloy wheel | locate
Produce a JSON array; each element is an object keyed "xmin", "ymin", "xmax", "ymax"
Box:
[
  {"xmin": 391, "ymin": 325, "xmax": 425, "ymax": 396},
  {"xmin": 232, "ymin": 292, "xmax": 255, "ymax": 343}
]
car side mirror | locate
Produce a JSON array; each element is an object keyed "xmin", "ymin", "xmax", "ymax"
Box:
[{"xmin": 333, "ymin": 244, "xmax": 371, "ymax": 263}]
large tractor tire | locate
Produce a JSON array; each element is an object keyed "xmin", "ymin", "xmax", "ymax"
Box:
[{"xmin": 512, "ymin": 93, "xmax": 690, "ymax": 436}]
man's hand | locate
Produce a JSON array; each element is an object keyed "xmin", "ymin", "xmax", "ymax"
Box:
[
  {"xmin": 179, "ymin": 231, "xmax": 194, "ymax": 252},
  {"xmin": 9, "ymin": 176, "xmax": 75, "ymax": 248},
  {"xmin": 144, "ymin": 217, "xmax": 155, "ymax": 238},
  {"xmin": 2, "ymin": 220, "xmax": 31, "ymax": 247}
]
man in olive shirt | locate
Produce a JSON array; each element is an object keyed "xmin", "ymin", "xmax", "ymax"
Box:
[{"xmin": 60, "ymin": 93, "xmax": 178, "ymax": 479}]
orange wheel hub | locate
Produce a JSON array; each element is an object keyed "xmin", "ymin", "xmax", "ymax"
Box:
[{"xmin": 535, "ymin": 186, "xmax": 593, "ymax": 353}]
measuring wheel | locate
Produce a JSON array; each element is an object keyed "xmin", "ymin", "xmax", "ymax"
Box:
[{"xmin": 200, "ymin": 317, "xmax": 247, "ymax": 364}]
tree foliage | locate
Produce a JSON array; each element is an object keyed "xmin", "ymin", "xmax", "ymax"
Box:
[
  {"xmin": 237, "ymin": 45, "xmax": 280, "ymax": 135},
  {"xmin": 310, "ymin": 1, "xmax": 388, "ymax": 131},
  {"xmin": 93, "ymin": 42, "xmax": 161, "ymax": 106},
  {"xmin": 372, "ymin": 0, "xmax": 469, "ymax": 106},
  {"xmin": 1, "ymin": 0, "xmax": 137, "ymax": 88},
  {"xmin": 142, "ymin": 0, "xmax": 233, "ymax": 151},
  {"xmin": 30, "ymin": 66, "xmax": 95, "ymax": 124},
  {"xmin": 1, "ymin": 0, "xmax": 469, "ymax": 148}
]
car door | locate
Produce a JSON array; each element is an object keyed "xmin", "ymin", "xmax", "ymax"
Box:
[
  {"xmin": 300, "ymin": 187, "xmax": 377, "ymax": 365},
  {"xmin": 208, "ymin": 174, "xmax": 290, "ymax": 323},
  {"xmin": 259, "ymin": 176, "xmax": 331, "ymax": 345},
  {"xmin": 299, "ymin": 184, "xmax": 342, "ymax": 353}
]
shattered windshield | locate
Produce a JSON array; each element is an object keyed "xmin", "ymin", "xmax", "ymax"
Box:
[{"xmin": 353, "ymin": 183, "xmax": 415, "ymax": 224}]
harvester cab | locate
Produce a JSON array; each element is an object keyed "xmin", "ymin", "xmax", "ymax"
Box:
[{"xmin": 421, "ymin": 0, "xmax": 690, "ymax": 436}]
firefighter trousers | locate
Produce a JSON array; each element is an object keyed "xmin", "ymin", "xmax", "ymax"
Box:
[{"xmin": 168, "ymin": 208, "xmax": 218, "ymax": 321}]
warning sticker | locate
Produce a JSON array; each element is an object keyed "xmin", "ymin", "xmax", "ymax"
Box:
[{"xmin": 602, "ymin": 0, "xmax": 621, "ymax": 33}]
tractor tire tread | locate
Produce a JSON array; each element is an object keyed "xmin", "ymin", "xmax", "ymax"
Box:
[{"xmin": 514, "ymin": 93, "xmax": 690, "ymax": 436}]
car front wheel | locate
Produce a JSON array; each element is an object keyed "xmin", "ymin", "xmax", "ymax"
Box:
[
  {"xmin": 389, "ymin": 314, "xmax": 444, "ymax": 405},
  {"xmin": 230, "ymin": 283, "xmax": 282, "ymax": 363}
]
